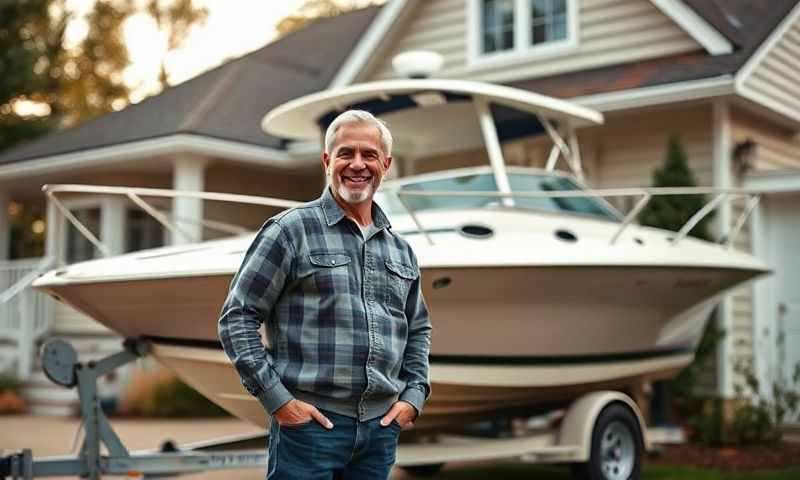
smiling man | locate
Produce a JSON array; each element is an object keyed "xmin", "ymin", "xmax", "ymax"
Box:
[{"xmin": 218, "ymin": 110, "xmax": 432, "ymax": 480}]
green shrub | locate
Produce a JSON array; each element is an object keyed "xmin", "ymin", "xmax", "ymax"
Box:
[
  {"xmin": 727, "ymin": 360, "xmax": 800, "ymax": 446},
  {"xmin": 0, "ymin": 373, "xmax": 22, "ymax": 392},
  {"xmin": 686, "ymin": 396, "xmax": 726, "ymax": 446},
  {"xmin": 730, "ymin": 403, "xmax": 779, "ymax": 446},
  {"xmin": 150, "ymin": 378, "xmax": 230, "ymax": 418}
]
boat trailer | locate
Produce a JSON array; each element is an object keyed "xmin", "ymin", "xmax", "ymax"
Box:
[
  {"xmin": 1, "ymin": 339, "xmax": 268, "ymax": 479},
  {"xmin": 2, "ymin": 338, "xmax": 673, "ymax": 479}
]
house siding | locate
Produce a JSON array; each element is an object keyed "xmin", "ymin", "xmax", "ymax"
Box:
[
  {"xmin": 203, "ymin": 164, "xmax": 322, "ymax": 239},
  {"xmin": 723, "ymin": 106, "xmax": 800, "ymax": 392},
  {"xmin": 743, "ymin": 17, "xmax": 800, "ymax": 118},
  {"xmin": 591, "ymin": 107, "xmax": 713, "ymax": 188},
  {"xmin": 362, "ymin": 0, "xmax": 700, "ymax": 83}
]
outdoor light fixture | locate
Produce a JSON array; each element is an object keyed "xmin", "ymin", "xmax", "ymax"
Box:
[{"xmin": 732, "ymin": 138, "xmax": 756, "ymax": 177}]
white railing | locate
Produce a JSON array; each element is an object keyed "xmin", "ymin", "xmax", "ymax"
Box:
[
  {"xmin": 43, "ymin": 184, "xmax": 301, "ymax": 258},
  {"xmin": 0, "ymin": 257, "xmax": 55, "ymax": 379},
  {"xmin": 395, "ymin": 186, "xmax": 762, "ymax": 247},
  {"xmin": 43, "ymin": 184, "xmax": 763, "ymax": 253}
]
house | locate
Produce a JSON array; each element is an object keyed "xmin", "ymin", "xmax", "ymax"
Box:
[{"xmin": 1, "ymin": 0, "xmax": 798, "ymax": 416}]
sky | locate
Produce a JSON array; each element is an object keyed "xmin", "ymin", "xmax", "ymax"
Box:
[{"xmin": 66, "ymin": 0, "xmax": 309, "ymax": 103}]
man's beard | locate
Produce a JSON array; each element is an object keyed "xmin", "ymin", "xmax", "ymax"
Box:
[{"xmin": 327, "ymin": 166, "xmax": 378, "ymax": 204}]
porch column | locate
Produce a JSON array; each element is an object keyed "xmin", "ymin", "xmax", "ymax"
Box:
[
  {"xmin": 45, "ymin": 197, "xmax": 60, "ymax": 263},
  {"xmin": 712, "ymin": 99, "xmax": 734, "ymax": 398},
  {"xmin": 101, "ymin": 196, "xmax": 126, "ymax": 255},
  {"xmin": 0, "ymin": 192, "xmax": 8, "ymax": 260},
  {"xmin": 171, "ymin": 155, "xmax": 207, "ymax": 245}
]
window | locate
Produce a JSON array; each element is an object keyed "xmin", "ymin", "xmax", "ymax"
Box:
[
  {"xmin": 470, "ymin": 0, "xmax": 577, "ymax": 65},
  {"xmin": 399, "ymin": 174, "xmax": 500, "ymax": 212},
  {"xmin": 530, "ymin": 0, "xmax": 568, "ymax": 45},
  {"xmin": 376, "ymin": 172, "xmax": 619, "ymax": 221},
  {"xmin": 482, "ymin": 0, "xmax": 515, "ymax": 54},
  {"xmin": 506, "ymin": 174, "xmax": 618, "ymax": 220},
  {"xmin": 125, "ymin": 209, "xmax": 165, "ymax": 253},
  {"xmin": 65, "ymin": 207, "xmax": 101, "ymax": 264}
]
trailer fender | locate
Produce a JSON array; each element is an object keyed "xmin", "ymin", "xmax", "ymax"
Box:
[{"xmin": 556, "ymin": 390, "xmax": 649, "ymax": 461}]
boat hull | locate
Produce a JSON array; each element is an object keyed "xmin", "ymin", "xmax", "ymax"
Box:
[
  {"xmin": 39, "ymin": 264, "xmax": 754, "ymax": 356},
  {"xmin": 151, "ymin": 342, "xmax": 693, "ymax": 430}
]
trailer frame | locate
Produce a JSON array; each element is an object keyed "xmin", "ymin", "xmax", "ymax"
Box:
[{"xmin": 2, "ymin": 339, "xmax": 656, "ymax": 480}]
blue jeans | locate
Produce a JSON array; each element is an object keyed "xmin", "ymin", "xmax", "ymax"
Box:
[{"xmin": 267, "ymin": 409, "xmax": 401, "ymax": 479}]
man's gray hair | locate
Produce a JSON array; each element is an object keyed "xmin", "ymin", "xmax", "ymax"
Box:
[{"xmin": 324, "ymin": 110, "xmax": 393, "ymax": 156}]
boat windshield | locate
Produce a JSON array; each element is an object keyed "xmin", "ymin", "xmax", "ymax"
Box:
[{"xmin": 375, "ymin": 172, "xmax": 619, "ymax": 221}]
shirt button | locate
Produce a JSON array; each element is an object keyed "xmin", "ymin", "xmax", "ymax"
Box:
[{"xmin": 331, "ymin": 260, "xmax": 336, "ymax": 265}]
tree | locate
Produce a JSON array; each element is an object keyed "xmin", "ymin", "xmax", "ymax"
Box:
[
  {"xmin": 275, "ymin": 0, "xmax": 383, "ymax": 37},
  {"xmin": 1, "ymin": 0, "xmax": 209, "ymax": 144},
  {"xmin": 57, "ymin": 0, "xmax": 133, "ymax": 126},
  {"xmin": 58, "ymin": 0, "xmax": 208, "ymax": 125},
  {"xmin": 639, "ymin": 135, "xmax": 720, "ymax": 430},
  {"xmin": 145, "ymin": 0, "xmax": 208, "ymax": 90},
  {"xmin": 638, "ymin": 134, "xmax": 712, "ymax": 240},
  {"xmin": 0, "ymin": 0, "xmax": 66, "ymax": 151}
]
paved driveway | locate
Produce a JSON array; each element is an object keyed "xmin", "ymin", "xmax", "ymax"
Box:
[{"xmin": 0, "ymin": 415, "xmax": 418, "ymax": 479}]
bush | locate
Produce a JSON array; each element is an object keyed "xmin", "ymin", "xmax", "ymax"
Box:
[
  {"xmin": 0, "ymin": 372, "xmax": 27, "ymax": 414},
  {"xmin": 687, "ymin": 361, "xmax": 800, "ymax": 446},
  {"xmin": 727, "ymin": 360, "xmax": 800, "ymax": 446},
  {"xmin": 0, "ymin": 373, "xmax": 22, "ymax": 392}
]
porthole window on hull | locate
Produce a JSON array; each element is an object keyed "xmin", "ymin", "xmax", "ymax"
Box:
[
  {"xmin": 555, "ymin": 229, "xmax": 577, "ymax": 242},
  {"xmin": 459, "ymin": 224, "xmax": 494, "ymax": 239}
]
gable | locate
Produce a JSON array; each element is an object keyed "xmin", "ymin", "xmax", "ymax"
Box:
[
  {"xmin": 359, "ymin": 0, "xmax": 701, "ymax": 84},
  {"xmin": 737, "ymin": 6, "xmax": 800, "ymax": 123}
]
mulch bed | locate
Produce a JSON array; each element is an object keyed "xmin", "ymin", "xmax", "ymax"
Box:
[{"xmin": 650, "ymin": 443, "xmax": 800, "ymax": 470}]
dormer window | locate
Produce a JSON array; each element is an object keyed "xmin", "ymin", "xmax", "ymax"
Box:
[
  {"xmin": 469, "ymin": 0, "xmax": 578, "ymax": 67},
  {"xmin": 482, "ymin": 0, "xmax": 515, "ymax": 54}
]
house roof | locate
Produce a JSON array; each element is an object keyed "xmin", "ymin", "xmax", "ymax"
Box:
[
  {"xmin": 0, "ymin": 6, "xmax": 381, "ymax": 166},
  {"xmin": 511, "ymin": 0, "xmax": 798, "ymax": 99}
]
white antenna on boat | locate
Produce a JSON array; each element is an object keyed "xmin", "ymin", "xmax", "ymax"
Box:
[{"xmin": 391, "ymin": 51, "xmax": 444, "ymax": 79}]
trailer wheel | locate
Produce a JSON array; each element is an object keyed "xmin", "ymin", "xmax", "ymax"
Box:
[
  {"xmin": 401, "ymin": 463, "xmax": 445, "ymax": 477},
  {"xmin": 572, "ymin": 403, "xmax": 642, "ymax": 480}
]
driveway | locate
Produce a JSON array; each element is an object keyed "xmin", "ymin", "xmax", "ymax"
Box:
[{"xmin": 0, "ymin": 415, "xmax": 419, "ymax": 479}]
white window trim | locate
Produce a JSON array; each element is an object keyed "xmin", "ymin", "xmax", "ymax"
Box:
[
  {"xmin": 58, "ymin": 195, "xmax": 126, "ymax": 264},
  {"xmin": 467, "ymin": 0, "xmax": 579, "ymax": 71}
]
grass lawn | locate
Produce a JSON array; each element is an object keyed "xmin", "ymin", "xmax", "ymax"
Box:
[{"xmin": 418, "ymin": 462, "xmax": 800, "ymax": 479}]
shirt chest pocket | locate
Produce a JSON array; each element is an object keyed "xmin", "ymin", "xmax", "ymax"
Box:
[
  {"xmin": 383, "ymin": 260, "xmax": 418, "ymax": 313},
  {"xmin": 297, "ymin": 253, "xmax": 352, "ymax": 294}
]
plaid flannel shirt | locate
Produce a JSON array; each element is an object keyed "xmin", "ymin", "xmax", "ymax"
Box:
[{"xmin": 218, "ymin": 187, "xmax": 432, "ymax": 421}]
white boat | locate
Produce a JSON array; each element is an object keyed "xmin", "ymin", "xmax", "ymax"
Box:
[{"xmin": 33, "ymin": 79, "xmax": 768, "ymax": 429}]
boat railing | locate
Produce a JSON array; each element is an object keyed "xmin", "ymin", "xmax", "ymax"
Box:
[
  {"xmin": 43, "ymin": 184, "xmax": 760, "ymax": 258},
  {"xmin": 42, "ymin": 184, "xmax": 302, "ymax": 258},
  {"xmin": 394, "ymin": 186, "xmax": 761, "ymax": 248}
]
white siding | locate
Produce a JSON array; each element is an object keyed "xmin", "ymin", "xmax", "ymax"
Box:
[
  {"xmin": 590, "ymin": 105, "xmax": 713, "ymax": 189},
  {"xmin": 725, "ymin": 106, "xmax": 800, "ymax": 392},
  {"xmin": 363, "ymin": 0, "xmax": 700, "ymax": 83},
  {"xmin": 732, "ymin": 109, "xmax": 800, "ymax": 172},
  {"xmin": 744, "ymin": 18, "xmax": 800, "ymax": 117}
]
